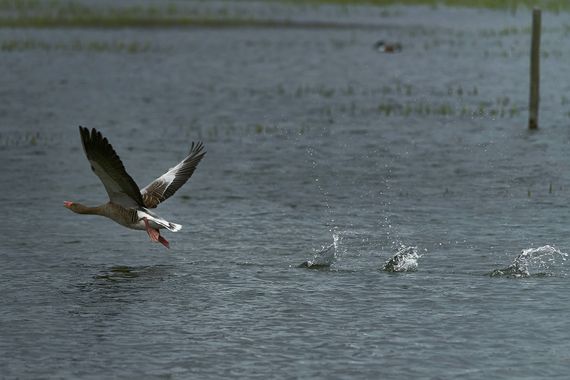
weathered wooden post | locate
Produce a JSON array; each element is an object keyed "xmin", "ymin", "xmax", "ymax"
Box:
[{"xmin": 528, "ymin": 8, "xmax": 541, "ymax": 130}]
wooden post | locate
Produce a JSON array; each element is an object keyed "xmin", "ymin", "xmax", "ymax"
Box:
[{"xmin": 528, "ymin": 8, "xmax": 541, "ymax": 130}]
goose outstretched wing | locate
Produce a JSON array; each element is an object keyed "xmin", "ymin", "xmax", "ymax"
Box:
[
  {"xmin": 141, "ymin": 141, "xmax": 206, "ymax": 208},
  {"xmin": 79, "ymin": 126, "xmax": 144, "ymax": 208}
]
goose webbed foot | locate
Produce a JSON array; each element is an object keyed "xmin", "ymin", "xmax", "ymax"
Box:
[{"xmin": 143, "ymin": 217, "xmax": 170, "ymax": 249}]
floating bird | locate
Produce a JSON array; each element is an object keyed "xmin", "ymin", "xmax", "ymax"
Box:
[
  {"xmin": 64, "ymin": 126, "xmax": 205, "ymax": 249},
  {"xmin": 373, "ymin": 40, "xmax": 402, "ymax": 53}
]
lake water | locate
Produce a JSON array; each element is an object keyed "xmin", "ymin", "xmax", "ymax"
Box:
[{"xmin": 2, "ymin": 3, "xmax": 570, "ymax": 379}]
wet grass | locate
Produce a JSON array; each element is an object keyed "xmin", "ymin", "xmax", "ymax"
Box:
[
  {"xmin": 0, "ymin": 39, "xmax": 151, "ymax": 53},
  {"xmin": 0, "ymin": 0, "xmax": 405, "ymax": 29},
  {"xmin": 0, "ymin": 14, "xmax": 418, "ymax": 30},
  {"xmin": 288, "ymin": 0, "xmax": 570, "ymax": 12},
  {"xmin": 2, "ymin": 0, "xmax": 570, "ymax": 29},
  {"xmin": 374, "ymin": 100, "xmax": 522, "ymax": 118},
  {"xmin": 180, "ymin": 90, "xmax": 529, "ymax": 144},
  {"xmin": 0, "ymin": 1, "xmax": 253, "ymax": 28},
  {"xmin": 181, "ymin": 76, "xmax": 570, "ymax": 141},
  {"xmin": 239, "ymin": 82, "xmax": 526, "ymax": 120},
  {"xmin": 0, "ymin": 131, "xmax": 45, "ymax": 146}
]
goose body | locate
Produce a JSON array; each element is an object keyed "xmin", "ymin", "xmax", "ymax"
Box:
[{"xmin": 65, "ymin": 126, "xmax": 205, "ymax": 248}]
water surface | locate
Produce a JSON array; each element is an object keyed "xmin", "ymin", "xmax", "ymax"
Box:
[{"xmin": 2, "ymin": 3, "xmax": 570, "ymax": 379}]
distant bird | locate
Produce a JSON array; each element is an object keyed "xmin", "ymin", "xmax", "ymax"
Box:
[
  {"xmin": 64, "ymin": 126, "xmax": 205, "ymax": 249},
  {"xmin": 373, "ymin": 40, "xmax": 402, "ymax": 53}
]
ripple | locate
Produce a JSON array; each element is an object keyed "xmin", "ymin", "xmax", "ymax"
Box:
[{"xmin": 92, "ymin": 265, "xmax": 173, "ymax": 283}]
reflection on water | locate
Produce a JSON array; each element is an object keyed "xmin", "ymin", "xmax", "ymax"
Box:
[
  {"xmin": 69, "ymin": 265, "xmax": 174, "ymax": 320},
  {"xmin": 93, "ymin": 265, "xmax": 171, "ymax": 283}
]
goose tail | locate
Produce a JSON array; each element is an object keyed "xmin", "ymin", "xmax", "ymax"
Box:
[{"xmin": 168, "ymin": 222, "xmax": 182, "ymax": 232}]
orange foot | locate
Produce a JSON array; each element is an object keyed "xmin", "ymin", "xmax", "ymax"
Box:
[
  {"xmin": 158, "ymin": 235, "xmax": 170, "ymax": 249},
  {"xmin": 143, "ymin": 218, "xmax": 170, "ymax": 249}
]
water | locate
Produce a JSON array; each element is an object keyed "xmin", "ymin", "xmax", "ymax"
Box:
[
  {"xmin": 383, "ymin": 245, "xmax": 421, "ymax": 272},
  {"xmin": 2, "ymin": 2, "xmax": 570, "ymax": 379},
  {"xmin": 490, "ymin": 245, "xmax": 568, "ymax": 278}
]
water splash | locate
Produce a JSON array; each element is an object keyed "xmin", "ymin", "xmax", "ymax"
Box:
[
  {"xmin": 299, "ymin": 229, "xmax": 347, "ymax": 269},
  {"xmin": 490, "ymin": 245, "xmax": 568, "ymax": 278},
  {"xmin": 383, "ymin": 245, "xmax": 420, "ymax": 272},
  {"xmin": 298, "ymin": 243, "xmax": 336, "ymax": 269}
]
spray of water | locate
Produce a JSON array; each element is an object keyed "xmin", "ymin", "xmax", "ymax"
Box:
[
  {"xmin": 383, "ymin": 245, "xmax": 421, "ymax": 272},
  {"xmin": 490, "ymin": 245, "xmax": 568, "ymax": 278},
  {"xmin": 298, "ymin": 229, "xmax": 340, "ymax": 269},
  {"xmin": 300, "ymin": 229, "xmax": 422, "ymax": 272}
]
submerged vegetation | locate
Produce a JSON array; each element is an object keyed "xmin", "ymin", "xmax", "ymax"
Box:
[{"xmin": 0, "ymin": 131, "xmax": 47, "ymax": 146}]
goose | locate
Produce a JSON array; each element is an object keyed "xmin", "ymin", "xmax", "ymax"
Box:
[{"xmin": 64, "ymin": 126, "xmax": 206, "ymax": 249}]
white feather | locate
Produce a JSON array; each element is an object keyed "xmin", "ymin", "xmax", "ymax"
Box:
[{"xmin": 137, "ymin": 210, "xmax": 182, "ymax": 232}]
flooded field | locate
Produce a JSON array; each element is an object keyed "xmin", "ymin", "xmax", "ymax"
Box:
[{"xmin": 2, "ymin": 1, "xmax": 570, "ymax": 378}]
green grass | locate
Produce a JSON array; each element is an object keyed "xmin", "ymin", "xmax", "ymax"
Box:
[
  {"xmin": 0, "ymin": 14, "xmax": 410, "ymax": 29},
  {"xmin": 286, "ymin": 0, "xmax": 570, "ymax": 12},
  {"xmin": 0, "ymin": 38, "xmax": 151, "ymax": 52},
  {"xmin": 0, "ymin": 0, "xmax": 387, "ymax": 29},
  {"xmin": 1, "ymin": 0, "xmax": 570, "ymax": 29},
  {"xmin": 0, "ymin": 1, "xmax": 240, "ymax": 28}
]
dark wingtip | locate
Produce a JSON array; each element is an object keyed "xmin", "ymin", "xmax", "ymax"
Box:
[
  {"xmin": 190, "ymin": 141, "xmax": 206, "ymax": 157},
  {"xmin": 79, "ymin": 126, "xmax": 88, "ymax": 146},
  {"xmin": 87, "ymin": 127, "xmax": 108, "ymax": 147},
  {"xmin": 78, "ymin": 126, "xmax": 92, "ymax": 140}
]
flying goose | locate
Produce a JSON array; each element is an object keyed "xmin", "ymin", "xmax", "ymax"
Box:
[{"xmin": 64, "ymin": 126, "xmax": 206, "ymax": 249}]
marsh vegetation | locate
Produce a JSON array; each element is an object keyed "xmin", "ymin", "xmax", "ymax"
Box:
[{"xmin": 2, "ymin": 0, "xmax": 570, "ymax": 28}]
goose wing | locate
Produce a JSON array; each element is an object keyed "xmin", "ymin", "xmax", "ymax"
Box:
[
  {"xmin": 79, "ymin": 126, "xmax": 144, "ymax": 208},
  {"xmin": 141, "ymin": 141, "xmax": 206, "ymax": 208}
]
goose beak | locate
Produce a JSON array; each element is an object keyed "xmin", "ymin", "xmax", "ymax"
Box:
[{"xmin": 64, "ymin": 201, "xmax": 73, "ymax": 208}]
